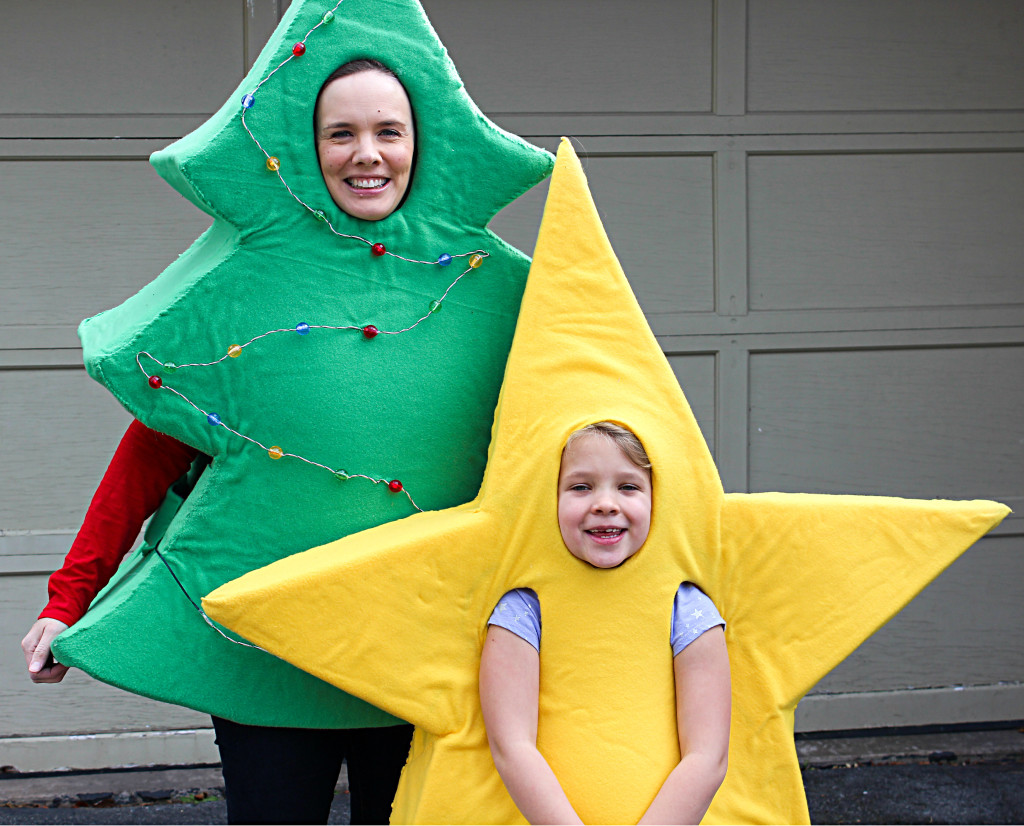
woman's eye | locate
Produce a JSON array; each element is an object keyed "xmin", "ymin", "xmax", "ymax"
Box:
[
  {"xmin": 379, "ymin": 129, "xmax": 401, "ymax": 138},
  {"xmin": 329, "ymin": 129, "xmax": 352, "ymax": 139}
]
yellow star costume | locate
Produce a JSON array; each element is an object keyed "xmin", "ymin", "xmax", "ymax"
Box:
[{"xmin": 204, "ymin": 140, "xmax": 1008, "ymax": 824}]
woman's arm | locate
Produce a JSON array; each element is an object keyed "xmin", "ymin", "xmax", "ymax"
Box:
[
  {"xmin": 22, "ymin": 419, "xmax": 198, "ymax": 682},
  {"xmin": 479, "ymin": 625, "xmax": 583, "ymax": 825},
  {"xmin": 639, "ymin": 626, "xmax": 730, "ymax": 825}
]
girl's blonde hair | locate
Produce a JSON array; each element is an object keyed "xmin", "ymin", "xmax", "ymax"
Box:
[{"xmin": 564, "ymin": 422, "xmax": 651, "ymax": 471}]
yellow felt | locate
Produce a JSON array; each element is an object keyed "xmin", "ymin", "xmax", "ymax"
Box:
[{"xmin": 205, "ymin": 140, "xmax": 1008, "ymax": 825}]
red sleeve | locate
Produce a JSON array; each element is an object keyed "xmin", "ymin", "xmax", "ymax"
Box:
[{"xmin": 40, "ymin": 419, "xmax": 199, "ymax": 626}]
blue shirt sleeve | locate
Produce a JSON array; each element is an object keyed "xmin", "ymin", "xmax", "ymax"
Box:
[
  {"xmin": 671, "ymin": 583, "xmax": 725, "ymax": 657},
  {"xmin": 487, "ymin": 588, "xmax": 541, "ymax": 652}
]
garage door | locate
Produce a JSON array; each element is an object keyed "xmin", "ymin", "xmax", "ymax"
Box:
[{"xmin": 2, "ymin": 0, "xmax": 1020, "ymax": 769}]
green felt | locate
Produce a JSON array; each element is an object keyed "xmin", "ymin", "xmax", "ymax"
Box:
[{"xmin": 52, "ymin": 0, "xmax": 553, "ymax": 727}]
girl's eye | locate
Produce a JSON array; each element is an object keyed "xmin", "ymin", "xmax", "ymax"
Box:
[
  {"xmin": 570, "ymin": 483, "xmax": 590, "ymax": 492},
  {"xmin": 620, "ymin": 484, "xmax": 641, "ymax": 492}
]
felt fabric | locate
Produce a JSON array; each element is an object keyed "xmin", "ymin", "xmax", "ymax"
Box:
[
  {"xmin": 204, "ymin": 140, "xmax": 1008, "ymax": 823},
  {"xmin": 51, "ymin": 0, "xmax": 553, "ymax": 728}
]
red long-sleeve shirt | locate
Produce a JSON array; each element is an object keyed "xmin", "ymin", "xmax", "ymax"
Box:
[{"xmin": 40, "ymin": 420, "xmax": 198, "ymax": 626}]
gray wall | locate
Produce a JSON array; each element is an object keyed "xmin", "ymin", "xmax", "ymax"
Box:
[{"xmin": 2, "ymin": 0, "xmax": 1021, "ymax": 771}]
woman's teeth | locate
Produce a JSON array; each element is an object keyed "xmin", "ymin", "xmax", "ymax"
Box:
[{"xmin": 347, "ymin": 178, "xmax": 388, "ymax": 189}]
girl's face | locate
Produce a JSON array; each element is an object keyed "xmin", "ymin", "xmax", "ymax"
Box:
[
  {"xmin": 557, "ymin": 434, "xmax": 652, "ymax": 569},
  {"xmin": 315, "ymin": 70, "xmax": 415, "ymax": 221}
]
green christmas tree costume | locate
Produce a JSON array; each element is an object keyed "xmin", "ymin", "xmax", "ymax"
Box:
[{"xmin": 52, "ymin": 0, "xmax": 553, "ymax": 727}]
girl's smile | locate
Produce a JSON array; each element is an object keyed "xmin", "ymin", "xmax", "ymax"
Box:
[{"xmin": 584, "ymin": 526, "xmax": 627, "ymax": 544}]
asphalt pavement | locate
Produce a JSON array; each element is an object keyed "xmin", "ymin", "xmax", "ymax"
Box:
[{"xmin": 2, "ymin": 728, "xmax": 1022, "ymax": 824}]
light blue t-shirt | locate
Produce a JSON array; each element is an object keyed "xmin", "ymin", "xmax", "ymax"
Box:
[{"xmin": 488, "ymin": 583, "xmax": 724, "ymax": 656}]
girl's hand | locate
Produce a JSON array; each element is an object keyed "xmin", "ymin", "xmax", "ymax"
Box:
[{"xmin": 22, "ymin": 618, "xmax": 70, "ymax": 684}]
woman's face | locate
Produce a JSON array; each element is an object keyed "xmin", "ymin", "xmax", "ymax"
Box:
[{"xmin": 315, "ymin": 70, "xmax": 414, "ymax": 221}]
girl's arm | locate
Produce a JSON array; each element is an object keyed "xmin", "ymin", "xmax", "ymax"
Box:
[
  {"xmin": 479, "ymin": 625, "xmax": 583, "ymax": 825},
  {"xmin": 639, "ymin": 626, "xmax": 730, "ymax": 825}
]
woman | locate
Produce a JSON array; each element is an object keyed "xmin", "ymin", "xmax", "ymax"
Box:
[{"xmin": 24, "ymin": 60, "xmax": 422, "ymax": 825}]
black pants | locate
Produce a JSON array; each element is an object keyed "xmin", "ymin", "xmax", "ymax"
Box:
[{"xmin": 212, "ymin": 716, "xmax": 414, "ymax": 825}]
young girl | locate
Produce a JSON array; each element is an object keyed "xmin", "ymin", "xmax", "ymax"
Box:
[{"xmin": 480, "ymin": 422, "xmax": 731, "ymax": 825}]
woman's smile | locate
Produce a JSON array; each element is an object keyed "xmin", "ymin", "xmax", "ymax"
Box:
[{"xmin": 346, "ymin": 177, "xmax": 390, "ymax": 190}]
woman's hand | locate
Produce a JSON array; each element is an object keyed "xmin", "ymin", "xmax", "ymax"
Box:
[{"xmin": 22, "ymin": 617, "xmax": 70, "ymax": 683}]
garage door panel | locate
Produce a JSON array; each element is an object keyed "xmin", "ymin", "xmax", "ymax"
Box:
[
  {"xmin": 810, "ymin": 535, "xmax": 1024, "ymax": 693},
  {"xmin": 748, "ymin": 152, "xmax": 1024, "ymax": 311},
  {"xmin": 588, "ymin": 155, "xmax": 715, "ymax": 315},
  {"xmin": 488, "ymin": 176, "xmax": 549, "ymax": 272},
  {"xmin": 748, "ymin": 0, "xmax": 1024, "ymax": 112},
  {"xmin": 2, "ymin": 2, "xmax": 242, "ymax": 116},
  {"xmin": 747, "ymin": 346, "xmax": 1023, "ymax": 501},
  {"xmin": 668, "ymin": 353, "xmax": 716, "ymax": 455},
  {"xmin": 428, "ymin": 0, "xmax": 713, "ymax": 114},
  {"xmin": 0, "ymin": 369, "xmax": 132, "ymax": 530},
  {"xmin": 0, "ymin": 160, "xmax": 213, "ymax": 331},
  {"xmin": 492, "ymin": 154, "xmax": 716, "ymax": 315},
  {"xmin": 0, "ymin": 574, "xmax": 209, "ymax": 737}
]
